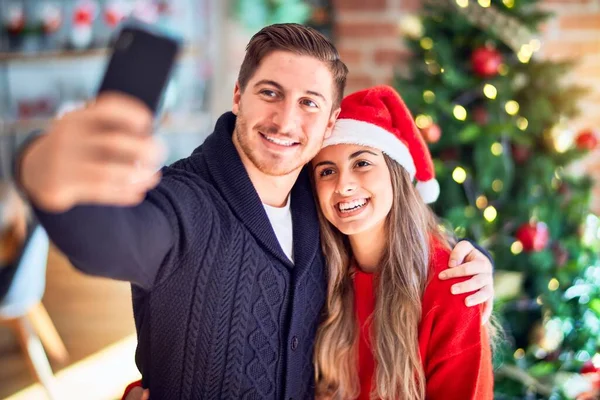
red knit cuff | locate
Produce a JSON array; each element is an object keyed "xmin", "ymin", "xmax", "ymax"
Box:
[{"xmin": 121, "ymin": 379, "xmax": 143, "ymax": 400}]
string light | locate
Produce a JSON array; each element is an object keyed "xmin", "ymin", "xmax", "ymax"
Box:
[
  {"xmin": 476, "ymin": 195, "xmax": 488, "ymax": 209},
  {"xmin": 478, "ymin": 0, "xmax": 491, "ymax": 6},
  {"xmin": 503, "ymin": 0, "xmax": 515, "ymax": 8},
  {"xmin": 505, "ymin": 100, "xmax": 520, "ymax": 115},
  {"xmin": 427, "ymin": 63, "xmax": 441, "ymax": 75},
  {"xmin": 514, "ymin": 348, "xmax": 525, "ymax": 359},
  {"xmin": 453, "ymin": 105, "xmax": 468, "ymax": 121},
  {"xmin": 548, "ymin": 278, "xmax": 560, "ymax": 291},
  {"xmin": 452, "ymin": 167, "xmax": 467, "ymax": 184},
  {"xmin": 454, "ymin": 226, "xmax": 467, "ymax": 237},
  {"xmin": 423, "ymin": 90, "xmax": 436, "ymax": 103},
  {"xmin": 492, "ymin": 179, "xmax": 504, "ymax": 192},
  {"xmin": 518, "ymin": 44, "xmax": 533, "ymax": 63},
  {"xmin": 483, "ymin": 84, "xmax": 497, "ymax": 99},
  {"xmin": 483, "ymin": 206, "xmax": 497, "ymax": 222},
  {"xmin": 511, "ymin": 241, "xmax": 523, "ymax": 255},
  {"xmin": 456, "ymin": 0, "xmax": 469, "ymax": 8},
  {"xmin": 517, "ymin": 117, "xmax": 529, "ymax": 131},
  {"xmin": 420, "ymin": 37, "xmax": 433, "ymax": 50},
  {"xmin": 498, "ymin": 64, "xmax": 509, "ymax": 76},
  {"xmin": 491, "ymin": 142, "xmax": 504, "ymax": 156},
  {"xmin": 415, "ymin": 114, "xmax": 433, "ymax": 129},
  {"xmin": 536, "ymin": 296, "xmax": 543, "ymax": 305}
]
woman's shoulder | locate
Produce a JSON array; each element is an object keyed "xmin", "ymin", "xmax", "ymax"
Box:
[{"xmin": 423, "ymin": 237, "xmax": 477, "ymax": 316}]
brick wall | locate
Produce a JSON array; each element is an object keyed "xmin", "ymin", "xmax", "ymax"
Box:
[{"xmin": 332, "ymin": 0, "xmax": 600, "ymax": 213}]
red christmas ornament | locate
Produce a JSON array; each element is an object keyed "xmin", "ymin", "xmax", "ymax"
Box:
[
  {"xmin": 581, "ymin": 360, "xmax": 598, "ymax": 374},
  {"xmin": 575, "ymin": 129, "xmax": 598, "ymax": 151},
  {"xmin": 471, "ymin": 46, "xmax": 503, "ymax": 78},
  {"xmin": 74, "ymin": 7, "xmax": 94, "ymax": 26},
  {"xmin": 421, "ymin": 123, "xmax": 441, "ymax": 143},
  {"xmin": 511, "ymin": 143, "xmax": 531, "ymax": 164},
  {"xmin": 515, "ymin": 222, "xmax": 549, "ymax": 252}
]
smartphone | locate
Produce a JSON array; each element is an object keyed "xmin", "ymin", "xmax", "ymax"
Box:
[{"xmin": 97, "ymin": 21, "xmax": 181, "ymax": 115}]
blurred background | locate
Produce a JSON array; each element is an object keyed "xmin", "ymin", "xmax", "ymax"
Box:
[{"xmin": 0, "ymin": 0, "xmax": 598, "ymax": 399}]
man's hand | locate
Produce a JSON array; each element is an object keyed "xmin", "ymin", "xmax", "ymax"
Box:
[
  {"xmin": 439, "ymin": 241, "xmax": 494, "ymax": 324},
  {"xmin": 19, "ymin": 92, "xmax": 165, "ymax": 213}
]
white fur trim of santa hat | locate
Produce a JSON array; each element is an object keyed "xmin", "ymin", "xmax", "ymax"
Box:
[
  {"xmin": 327, "ymin": 118, "xmax": 417, "ymax": 178},
  {"xmin": 415, "ymin": 179, "xmax": 440, "ymax": 204}
]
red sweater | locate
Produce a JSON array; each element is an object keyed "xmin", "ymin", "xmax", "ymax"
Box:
[{"xmin": 354, "ymin": 244, "xmax": 494, "ymax": 400}]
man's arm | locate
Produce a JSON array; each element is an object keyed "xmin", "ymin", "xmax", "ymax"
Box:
[{"xmin": 16, "ymin": 93, "xmax": 173, "ymax": 290}]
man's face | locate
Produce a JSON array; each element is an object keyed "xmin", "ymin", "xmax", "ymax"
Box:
[{"xmin": 232, "ymin": 50, "xmax": 340, "ymax": 176}]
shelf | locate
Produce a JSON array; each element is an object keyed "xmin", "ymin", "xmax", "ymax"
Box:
[{"xmin": 0, "ymin": 45, "xmax": 200, "ymax": 63}]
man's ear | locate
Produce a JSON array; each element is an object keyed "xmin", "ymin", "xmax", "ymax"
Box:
[
  {"xmin": 324, "ymin": 107, "xmax": 341, "ymax": 139},
  {"xmin": 232, "ymin": 81, "xmax": 242, "ymax": 115}
]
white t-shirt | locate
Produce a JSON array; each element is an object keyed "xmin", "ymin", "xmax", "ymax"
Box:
[{"xmin": 263, "ymin": 196, "xmax": 294, "ymax": 263}]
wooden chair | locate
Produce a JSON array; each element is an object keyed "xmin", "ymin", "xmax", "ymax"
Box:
[{"xmin": 0, "ymin": 225, "xmax": 68, "ymax": 399}]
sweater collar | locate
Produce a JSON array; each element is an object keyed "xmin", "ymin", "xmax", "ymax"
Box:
[{"xmin": 201, "ymin": 112, "xmax": 320, "ymax": 269}]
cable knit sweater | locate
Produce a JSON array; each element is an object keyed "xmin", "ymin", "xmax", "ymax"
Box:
[{"xmin": 32, "ymin": 112, "xmax": 326, "ymax": 399}]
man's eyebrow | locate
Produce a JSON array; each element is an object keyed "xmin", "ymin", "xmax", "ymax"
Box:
[{"xmin": 254, "ymin": 80, "xmax": 327, "ymax": 102}]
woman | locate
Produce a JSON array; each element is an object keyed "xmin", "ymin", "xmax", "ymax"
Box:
[{"xmin": 311, "ymin": 85, "xmax": 495, "ymax": 399}]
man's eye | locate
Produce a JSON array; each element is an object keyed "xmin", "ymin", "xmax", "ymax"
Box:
[
  {"xmin": 301, "ymin": 99, "xmax": 318, "ymax": 108},
  {"xmin": 261, "ymin": 90, "xmax": 277, "ymax": 98}
]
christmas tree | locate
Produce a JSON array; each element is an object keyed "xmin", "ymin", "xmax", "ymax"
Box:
[{"xmin": 394, "ymin": 0, "xmax": 600, "ymax": 398}]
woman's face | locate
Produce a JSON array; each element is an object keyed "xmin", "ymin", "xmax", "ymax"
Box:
[{"xmin": 312, "ymin": 144, "xmax": 394, "ymax": 237}]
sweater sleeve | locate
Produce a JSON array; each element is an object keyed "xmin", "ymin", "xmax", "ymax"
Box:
[
  {"xmin": 419, "ymin": 246, "xmax": 494, "ymax": 400},
  {"xmin": 32, "ymin": 164, "xmax": 217, "ymax": 290}
]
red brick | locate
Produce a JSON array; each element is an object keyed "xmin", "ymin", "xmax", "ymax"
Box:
[
  {"xmin": 346, "ymin": 73, "xmax": 374, "ymax": 91},
  {"xmin": 337, "ymin": 47, "xmax": 364, "ymax": 64},
  {"xmin": 332, "ymin": 0, "xmax": 387, "ymax": 11},
  {"xmin": 542, "ymin": 40, "xmax": 600, "ymax": 58},
  {"xmin": 400, "ymin": 0, "xmax": 423, "ymax": 11},
  {"xmin": 335, "ymin": 22, "xmax": 398, "ymax": 39},
  {"xmin": 559, "ymin": 14, "xmax": 600, "ymax": 30},
  {"xmin": 373, "ymin": 47, "xmax": 411, "ymax": 64}
]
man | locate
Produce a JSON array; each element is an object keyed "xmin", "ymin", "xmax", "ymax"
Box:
[{"xmin": 15, "ymin": 24, "xmax": 494, "ymax": 399}]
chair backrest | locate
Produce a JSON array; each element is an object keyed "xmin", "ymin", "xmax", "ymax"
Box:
[{"xmin": 0, "ymin": 224, "xmax": 50, "ymax": 318}]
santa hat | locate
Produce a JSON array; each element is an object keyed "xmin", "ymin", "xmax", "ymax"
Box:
[{"xmin": 322, "ymin": 85, "xmax": 440, "ymax": 203}]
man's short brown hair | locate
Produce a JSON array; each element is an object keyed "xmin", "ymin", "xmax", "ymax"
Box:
[{"xmin": 237, "ymin": 23, "xmax": 348, "ymax": 110}]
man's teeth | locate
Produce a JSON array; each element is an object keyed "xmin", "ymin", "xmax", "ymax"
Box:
[
  {"xmin": 338, "ymin": 199, "xmax": 368, "ymax": 212},
  {"xmin": 264, "ymin": 134, "xmax": 296, "ymax": 146}
]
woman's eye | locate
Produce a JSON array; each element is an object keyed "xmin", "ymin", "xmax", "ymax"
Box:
[
  {"xmin": 356, "ymin": 160, "xmax": 371, "ymax": 168},
  {"xmin": 319, "ymin": 169, "xmax": 334, "ymax": 177}
]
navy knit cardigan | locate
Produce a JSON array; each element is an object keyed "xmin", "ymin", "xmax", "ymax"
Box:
[{"xmin": 35, "ymin": 112, "xmax": 326, "ymax": 399}]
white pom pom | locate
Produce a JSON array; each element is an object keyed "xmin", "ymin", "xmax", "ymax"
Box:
[{"xmin": 416, "ymin": 179, "xmax": 440, "ymax": 204}]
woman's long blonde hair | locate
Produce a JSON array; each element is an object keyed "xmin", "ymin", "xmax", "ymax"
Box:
[{"xmin": 313, "ymin": 155, "xmax": 452, "ymax": 400}]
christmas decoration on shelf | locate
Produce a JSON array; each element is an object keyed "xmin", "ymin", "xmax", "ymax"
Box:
[
  {"xmin": 70, "ymin": 0, "xmax": 98, "ymax": 50},
  {"xmin": 39, "ymin": 3, "xmax": 62, "ymax": 35},
  {"xmin": 471, "ymin": 46, "xmax": 503, "ymax": 78},
  {"xmin": 104, "ymin": 0, "xmax": 130, "ymax": 28},
  {"xmin": 394, "ymin": 0, "xmax": 599, "ymax": 398}
]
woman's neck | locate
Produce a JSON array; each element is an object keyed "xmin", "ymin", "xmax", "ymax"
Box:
[{"xmin": 349, "ymin": 222, "xmax": 386, "ymax": 273}]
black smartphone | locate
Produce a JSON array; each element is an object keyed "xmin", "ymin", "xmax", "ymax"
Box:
[{"xmin": 97, "ymin": 21, "xmax": 181, "ymax": 114}]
